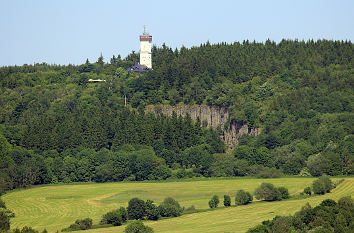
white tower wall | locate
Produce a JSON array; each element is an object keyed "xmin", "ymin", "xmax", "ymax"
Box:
[
  {"xmin": 139, "ymin": 26, "xmax": 152, "ymax": 69},
  {"xmin": 140, "ymin": 40, "xmax": 152, "ymax": 69}
]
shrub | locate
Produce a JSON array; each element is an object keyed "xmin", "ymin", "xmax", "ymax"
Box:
[
  {"xmin": 162, "ymin": 197, "xmax": 181, "ymax": 208},
  {"xmin": 208, "ymin": 195, "xmax": 220, "ymax": 208},
  {"xmin": 235, "ymin": 190, "xmax": 253, "ymax": 205},
  {"xmin": 312, "ymin": 175, "xmax": 333, "ymax": 195},
  {"xmin": 158, "ymin": 197, "xmax": 183, "ymax": 217},
  {"xmin": 145, "ymin": 200, "xmax": 160, "ymax": 220},
  {"xmin": 124, "ymin": 220, "xmax": 154, "ymax": 233},
  {"xmin": 223, "ymin": 195, "xmax": 231, "ymax": 207},
  {"xmin": 320, "ymin": 199, "xmax": 336, "ymax": 207},
  {"xmin": 120, "ymin": 206, "xmax": 128, "ymax": 222},
  {"xmin": 0, "ymin": 210, "xmax": 10, "ymax": 231},
  {"xmin": 62, "ymin": 218, "xmax": 92, "ymax": 231},
  {"xmin": 277, "ymin": 187, "xmax": 289, "ymax": 199},
  {"xmin": 254, "ymin": 183, "xmax": 281, "ymax": 201},
  {"xmin": 0, "ymin": 198, "xmax": 5, "ymax": 209},
  {"xmin": 127, "ymin": 198, "xmax": 146, "ymax": 220},
  {"xmin": 158, "ymin": 204, "xmax": 183, "ymax": 217},
  {"xmin": 100, "ymin": 209, "xmax": 125, "ymax": 226},
  {"xmin": 304, "ymin": 187, "xmax": 312, "ymax": 195}
]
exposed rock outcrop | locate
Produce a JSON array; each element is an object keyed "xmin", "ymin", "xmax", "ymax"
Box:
[{"xmin": 145, "ymin": 104, "xmax": 261, "ymax": 153}]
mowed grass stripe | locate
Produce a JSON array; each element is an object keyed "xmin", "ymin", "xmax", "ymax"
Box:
[{"xmin": 3, "ymin": 177, "xmax": 353, "ymax": 233}]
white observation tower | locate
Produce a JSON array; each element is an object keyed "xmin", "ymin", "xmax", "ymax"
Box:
[{"xmin": 139, "ymin": 25, "xmax": 152, "ymax": 69}]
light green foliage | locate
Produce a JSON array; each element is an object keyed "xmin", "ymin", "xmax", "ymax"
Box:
[{"xmin": 2, "ymin": 176, "xmax": 350, "ymax": 232}]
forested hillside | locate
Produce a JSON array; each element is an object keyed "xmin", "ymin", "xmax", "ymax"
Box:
[{"xmin": 0, "ymin": 39, "xmax": 353, "ymax": 192}]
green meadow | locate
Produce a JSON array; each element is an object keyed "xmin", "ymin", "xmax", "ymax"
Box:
[{"xmin": 3, "ymin": 177, "xmax": 353, "ymax": 233}]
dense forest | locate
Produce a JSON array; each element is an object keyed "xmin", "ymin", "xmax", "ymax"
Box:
[{"xmin": 0, "ymin": 39, "xmax": 353, "ymax": 192}]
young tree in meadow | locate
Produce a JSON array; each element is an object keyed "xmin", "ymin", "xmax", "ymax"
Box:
[
  {"xmin": 254, "ymin": 183, "xmax": 281, "ymax": 201},
  {"xmin": 145, "ymin": 200, "xmax": 160, "ymax": 220},
  {"xmin": 277, "ymin": 187, "xmax": 289, "ymax": 200},
  {"xmin": 223, "ymin": 195, "xmax": 231, "ymax": 207},
  {"xmin": 127, "ymin": 198, "xmax": 146, "ymax": 220},
  {"xmin": 312, "ymin": 175, "xmax": 333, "ymax": 195},
  {"xmin": 235, "ymin": 190, "xmax": 253, "ymax": 205},
  {"xmin": 208, "ymin": 195, "xmax": 220, "ymax": 208},
  {"xmin": 158, "ymin": 197, "xmax": 183, "ymax": 217},
  {"xmin": 304, "ymin": 187, "xmax": 312, "ymax": 195},
  {"xmin": 100, "ymin": 209, "xmax": 126, "ymax": 226}
]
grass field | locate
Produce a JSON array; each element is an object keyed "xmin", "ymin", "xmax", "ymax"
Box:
[{"xmin": 3, "ymin": 177, "xmax": 353, "ymax": 233}]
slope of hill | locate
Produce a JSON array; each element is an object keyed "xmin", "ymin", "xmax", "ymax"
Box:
[{"xmin": 0, "ymin": 40, "xmax": 353, "ymax": 193}]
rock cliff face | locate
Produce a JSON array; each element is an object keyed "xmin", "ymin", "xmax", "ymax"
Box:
[{"xmin": 145, "ymin": 105, "xmax": 261, "ymax": 153}]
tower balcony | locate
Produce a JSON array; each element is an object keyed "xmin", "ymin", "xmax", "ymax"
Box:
[{"xmin": 140, "ymin": 35, "xmax": 152, "ymax": 41}]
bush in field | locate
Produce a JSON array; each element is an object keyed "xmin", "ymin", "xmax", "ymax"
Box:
[
  {"xmin": 62, "ymin": 218, "xmax": 92, "ymax": 231},
  {"xmin": 158, "ymin": 197, "xmax": 183, "ymax": 217},
  {"xmin": 254, "ymin": 183, "xmax": 281, "ymax": 201},
  {"xmin": 235, "ymin": 190, "xmax": 253, "ymax": 205},
  {"xmin": 312, "ymin": 175, "xmax": 333, "ymax": 195},
  {"xmin": 304, "ymin": 187, "xmax": 312, "ymax": 195},
  {"xmin": 100, "ymin": 208, "xmax": 128, "ymax": 226},
  {"xmin": 145, "ymin": 200, "xmax": 160, "ymax": 220},
  {"xmin": 127, "ymin": 198, "xmax": 146, "ymax": 220},
  {"xmin": 223, "ymin": 195, "xmax": 231, "ymax": 207},
  {"xmin": 124, "ymin": 220, "xmax": 154, "ymax": 233},
  {"xmin": 277, "ymin": 187, "xmax": 289, "ymax": 200},
  {"xmin": 119, "ymin": 206, "xmax": 128, "ymax": 222},
  {"xmin": 208, "ymin": 195, "xmax": 220, "ymax": 208}
]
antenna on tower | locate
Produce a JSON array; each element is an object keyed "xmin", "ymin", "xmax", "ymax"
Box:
[{"xmin": 143, "ymin": 25, "xmax": 149, "ymax": 35}]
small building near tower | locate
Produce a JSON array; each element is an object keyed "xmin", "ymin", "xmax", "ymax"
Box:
[{"xmin": 127, "ymin": 26, "xmax": 152, "ymax": 72}]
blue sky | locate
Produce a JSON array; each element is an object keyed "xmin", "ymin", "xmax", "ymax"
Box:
[{"xmin": 1, "ymin": 0, "xmax": 353, "ymax": 66}]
